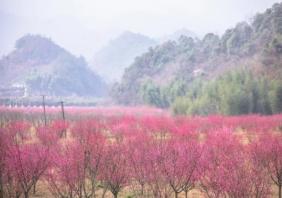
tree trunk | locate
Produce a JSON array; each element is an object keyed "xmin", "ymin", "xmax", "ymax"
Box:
[
  {"xmin": 113, "ymin": 192, "xmax": 118, "ymax": 198},
  {"xmin": 101, "ymin": 188, "xmax": 107, "ymax": 198},
  {"xmin": 24, "ymin": 191, "xmax": 29, "ymax": 198},
  {"xmin": 0, "ymin": 184, "xmax": 3, "ymax": 198},
  {"xmin": 279, "ymin": 184, "xmax": 281, "ymax": 198},
  {"xmin": 185, "ymin": 190, "xmax": 188, "ymax": 198},
  {"xmin": 141, "ymin": 184, "xmax": 144, "ymax": 196},
  {"xmin": 0, "ymin": 176, "xmax": 3, "ymax": 198},
  {"xmin": 33, "ymin": 182, "xmax": 37, "ymax": 194},
  {"xmin": 174, "ymin": 191, "xmax": 178, "ymax": 198}
]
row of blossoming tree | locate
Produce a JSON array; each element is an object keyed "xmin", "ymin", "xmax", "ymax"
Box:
[{"xmin": 0, "ymin": 110, "xmax": 281, "ymax": 198}]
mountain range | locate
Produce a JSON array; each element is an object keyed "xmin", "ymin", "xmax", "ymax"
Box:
[
  {"xmin": 2, "ymin": 2, "xmax": 282, "ymax": 114},
  {"xmin": 0, "ymin": 28, "xmax": 198, "ymax": 98},
  {"xmin": 90, "ymin": 30, "xmax": 199, "ymax": 83}
]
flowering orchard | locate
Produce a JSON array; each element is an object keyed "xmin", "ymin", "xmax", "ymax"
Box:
[{"xmin": 0, "ymin": 106, "xmax": 282, "ymax": 198}]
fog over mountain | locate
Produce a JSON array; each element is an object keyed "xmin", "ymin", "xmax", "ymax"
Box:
[
  {"xmin": 0, "ymin": 0, "xmax": 279, "ymax": 60},
  {"xmin": 91, "ymin": 31, "xmax": 157, "ymax": 82}
]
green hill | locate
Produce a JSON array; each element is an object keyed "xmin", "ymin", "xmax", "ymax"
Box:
[
  {"xmin": 112, "ymin": 3, "xmax": 282, "ymax": 115},
  {"xmin": 0, "ymin": 34, "xmax": 107, "ymax": 97}
]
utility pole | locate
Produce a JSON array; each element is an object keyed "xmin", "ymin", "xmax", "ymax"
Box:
[
  {"xmin": 42, "ymin": 95, "xmax": 47, "ymax": 126},
  {"xmin": 60, "ymin": 101, "xmax": 66, "ymax": 137},
  {"xmin": 60, "ymin": 101, "xmax": 65, "ymax": 121}
]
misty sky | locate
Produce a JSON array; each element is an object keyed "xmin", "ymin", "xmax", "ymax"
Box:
[{"xmin": 0, "ymin": 0, "xmax": 280, "ymax": 59}]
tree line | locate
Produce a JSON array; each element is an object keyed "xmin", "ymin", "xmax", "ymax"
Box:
[{"xmin": 139, "ymin": 69, "xmax": 282, "ymax": 115}]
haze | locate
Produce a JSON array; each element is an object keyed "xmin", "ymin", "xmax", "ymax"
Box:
[{"xmin": 0, "ymin": 0, "xmax": 279, "ymax": 59}]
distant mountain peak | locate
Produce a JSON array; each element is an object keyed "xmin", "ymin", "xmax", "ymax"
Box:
[
  {"xmin": 119, "ymin": 31, "xmax": 154, "ymax": 39},
  {"xmin": 91, "ymin": 31, "xmax": 157, "ymax": 82},
  {"xmin": 173, "ymin": 28, "xmax": 198, "ymax": 37},
  {"xmin": 119, "ymin": 30, "xmax": 140, "ymax": 37},
  {"xmin": 160, "ymin": 28, "xmax": 198, "ymax": 42},
  {"xmin": 0, "ymin": 34, "xmax": 107, "ymax": 97},
  {"xmin": 16, "ymin": 34, "xmax": 56, "ymax": 49},
  {"xmin": 8, "ymin": 34, "xmax": 67, "ymax": 65}
]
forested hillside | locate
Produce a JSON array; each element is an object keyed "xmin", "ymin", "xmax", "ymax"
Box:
[
  {"xmin": 0, "ymin": 34, "xmax": 107, "ymax": 97},
  {"xmin": 113, "ymin": 2, "xmax": 282, "ymax": 115}
]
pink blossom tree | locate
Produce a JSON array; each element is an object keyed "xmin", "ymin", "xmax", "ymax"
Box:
[
  {"xmin": 126, "ymin": 132, "xmax": 151, "ymax": 196},
  {"xmin": 252, "ymin": 132, "xmax": 282, "ymax": 198},
  {"xmin": 0, "ymin": 121, "xmax": 50, "ymax": 198},
  {"xmin": 5, "ymin": 143, "xmax": 50, "ymax": 198},
  {"xmin": 248, "ymin": 140, "xmax": 272, "ymax": 198},
  {"xmin": 72, "ymin": 120, "xmax": 106, "ymax": 198},
  {"xmin": 200, "ymin": 128, "xmax": 270, "ymax": 198},
  {"xmin": 45, "ymin": 142, "xmax": 85, "ymax": 198},
  {"xmin": 45, "ymin": 129, "xmax": 106, "ymax": 198},
  {"xmin": 100, "ymin": 141, "xmax": 129, "ymax": 198},
  {"xmin": 0, "ymin": 128, "xmax": 10, "ymax": 198}
]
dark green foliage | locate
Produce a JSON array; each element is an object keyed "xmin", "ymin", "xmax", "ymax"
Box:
[
  {"xmin": 163, "ymin": 79, "xmax": 188, "ymax": 104},
  {"xmin": 221, "ymin": 22, "xmax": 253, "ymax": 55},
  {"xmin": 201, "ymin": 33, "xmax": 221, "ymax": 57},
  {"xmin": 172, "ymin": 70, "xmax": 281, "ymax": 115},
  {"xmin": 140, "ymin": 80, "xmax": 166, "ymax": 108},
  {"xmin": 270, "ymin": 83, "xmax": 282, "ymax": 113}
]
